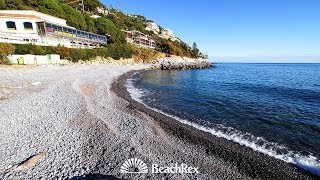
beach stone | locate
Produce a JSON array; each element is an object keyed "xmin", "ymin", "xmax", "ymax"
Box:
[
  {"xmin": 0, "ymin": 64, "xmax": 316, "ymax": 180},
  {"xmin": 4, "ymin": 151, "xmax": 47, "ymax": 173},
  {"xmin": 1, "ymin": 88, "xmax": 11, "ymax": 94}
]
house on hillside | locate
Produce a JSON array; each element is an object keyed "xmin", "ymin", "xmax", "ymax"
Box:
[
  {"xmin": 0, "ymin": 10, "xmax": 108, "ymax": 48},
  {"xmin": 123, "ymin": 30, "xmax": 155, "ymax": 49}
]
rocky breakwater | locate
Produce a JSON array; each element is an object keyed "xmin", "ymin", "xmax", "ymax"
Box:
[{"xmin": 151, "ymin": 57, "xmax": 212, "ymax": 70}]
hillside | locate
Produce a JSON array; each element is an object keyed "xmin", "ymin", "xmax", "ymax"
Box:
[{"xmin": 0, "ymin": 0, "xmax": 205, "ymax": 59}]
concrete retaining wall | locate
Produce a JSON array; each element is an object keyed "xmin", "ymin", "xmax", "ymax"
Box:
[{"xmin": 7, "ymin": 54, "xmax": 61, "ymax": 65}]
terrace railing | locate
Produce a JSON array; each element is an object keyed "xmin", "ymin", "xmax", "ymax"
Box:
[{"xmin": 44, "ymin": 22, "xmax": 107, "ymax": 44}]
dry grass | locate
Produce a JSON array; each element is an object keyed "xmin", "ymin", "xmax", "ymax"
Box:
[{"xmin": 133, "ymin": 46, "xmax": 165, "ymax": 63}]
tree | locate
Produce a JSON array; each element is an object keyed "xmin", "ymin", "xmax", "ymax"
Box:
[
  {"xmin": 84, "ymin": 0, "xmax": 106, "ymax": 12},
  {"xmin": 192, "ymin": 42, "xmax": 200, "ymax": 58},
  {"xmin": 0, "ymin": 0, "xmax": 7, "ymax": 9},
  {"xmin": 85, "ymin": 15, "xmax": 96, "ymax": 32},
  {"xmin": 192, "ymin": 42, "xmax": 197, "ymax": 50},
  {"xmin": 0, "ymin": 43, "xmax": 15, "ymax": 57},
  {"xmin": 40, "ymin": 0, "xmax": 65, "ymax": 18},
  {"xmin": 95, "ymin": 17, "xmax": 126, "ymax": 43},
  {"xmin": 61, "ymin": 4, "xmax": 86, "ymax": 30}
]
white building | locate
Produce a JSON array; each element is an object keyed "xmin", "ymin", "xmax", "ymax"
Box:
[
  {"xmin": 123, "ymin": 30, "xmax": 156, "ymax": 49},
  {"xmin": 96, "ymin": 7, "xmax": 108, "ymax": 15},
  {"xmin": 0, "ymin": 10, "xmax": 108, "ymax": 48}
]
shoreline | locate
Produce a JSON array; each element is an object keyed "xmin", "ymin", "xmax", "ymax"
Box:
[
  {"xmin": 0, "ymin": 64, "xmax": 317, "ymax": 179},
  {"xmin": 111, "ymin": 69, "xmax": 318, "ymax": 179}
]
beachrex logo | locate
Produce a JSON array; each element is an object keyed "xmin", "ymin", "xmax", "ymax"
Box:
[
  {"xmin": 120, "ymin": 158, "xmax": 149, "ymax": 174},
  {"xmin": 120, "ymin": 158, "xmax": 199, "ymax": 174}
]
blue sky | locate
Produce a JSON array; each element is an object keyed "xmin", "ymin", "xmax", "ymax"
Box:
[{"xmin": 102, "ymin": 0, "xmax": 320, "ymax": 62}]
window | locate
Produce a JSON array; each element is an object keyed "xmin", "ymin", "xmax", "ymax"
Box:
[
  {"xmin": 45, "ymin": 23, "xmax": 52, "ymax": 28},
  {"xmin": 23, "ymin": 22, "xmax": 33, "ymax": 30},
  {"xmin": 84, "ymin": 32, "xmax": 89, "ymax": 38},
  {"xmin": 6, "ymin": 21, "xmax": 16, "ymax": 30},
  {"xmin": 57, "ymin": 26, "xmax": 62, "ymax": 31}
]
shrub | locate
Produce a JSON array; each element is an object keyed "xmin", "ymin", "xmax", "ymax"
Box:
[
  {"xmin": 11, "ymin": 43, "xmax": 134, "ymax": 62},
  {"xmin": 0, "ymin": 57, "xmax": 12, "ymax": 65},
  {"xmin": 50, "ymin": 44, "xmax": 71, "ymax": 59},
  {"xmin": 30, "ymin": 45, "xmax": 46, "ymax": 55},
  {"xmin": 106, "ymin": 43, "xmax": 133, "ymax": 60},
  {"xmin": 14, "ymin": 44, "xmax": 47, "ymax": 55},
  {"xmin": 97, "ymin": 48, "xmax": 110, "ymax": 58},
  {"xmin": 84, "ymin": 48, "xmax": 98, "ymax": 60},
  {"xmin": 0, "ymin": 43, "xmax": 15, "ymax": 64},
  {"xmin": 69, "ymin": 48, "xmax": 98, "ymax": 62},
  {"xmin": 0, "ymin": 42, "xmax": 15, "ymax": 57},
  {"xmin": 70, "ymin": 49, "xmax": 83, "ymax": 62},
  {"xmin": 14, "ymin": 44, "xmax": 31, "ymax": 54}
]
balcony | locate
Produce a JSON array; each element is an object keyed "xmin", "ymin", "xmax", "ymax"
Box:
[{"xmin": 43, "ymin": 22, "xmax": 107, "ymax": 44}]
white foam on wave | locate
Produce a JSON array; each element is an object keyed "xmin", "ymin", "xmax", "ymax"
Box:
[
  {"xmin": 126, "ymin": 77, "xmax": 144, "ymax": 100},
  {"xmin": 125, "ymin": 78, "xmax": 320, "ymax": 177}
]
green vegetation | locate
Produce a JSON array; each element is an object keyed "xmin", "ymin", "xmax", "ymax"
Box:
[
  {"xmin": 107, "ymin": 9, "xmax": 150, "ymax": 35},
  {"xmin": 12, "ymin": 43, "xmax": 134, "ymax": 62},
  {"xmin": 1, "ymin": 0, "xmax": 206, "ymax": 60},
  {"xmin": 102, "ymin": 43, "xmax": 133, "ymax": 60},
  {"xmin": 0, "ymin": 43, "xmax": 15, "ymax": 64},
  {"xmin": 106, "ymin": 9, "xmax": 204, "ymax": 58},
  {"xmin": 94, "ymin": 17, "xmax": 126, "ymax": 43}
]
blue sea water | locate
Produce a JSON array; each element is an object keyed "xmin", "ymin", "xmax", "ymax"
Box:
[{"xmin": 127, "ymin": 63, "xmax": 320, "ymax": 175}]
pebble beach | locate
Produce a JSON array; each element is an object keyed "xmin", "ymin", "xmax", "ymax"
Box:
[{"xmin": 0, "ymin": 65, "xmax": 316, "ymax": 179}]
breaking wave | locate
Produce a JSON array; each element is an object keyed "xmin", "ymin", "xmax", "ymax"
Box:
[{"xmin": 126, "ymin": 78, "xmax": 320, "ymax": 177}]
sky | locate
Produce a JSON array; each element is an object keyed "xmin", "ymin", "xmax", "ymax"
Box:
[{"xmin": 102, "ymin": 0, "xmax": 320, "ymax": 62}]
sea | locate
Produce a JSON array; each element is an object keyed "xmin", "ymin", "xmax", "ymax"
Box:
[{"xmin": 126, "ymin": 63, "xmax": 320, "ymax": 176}]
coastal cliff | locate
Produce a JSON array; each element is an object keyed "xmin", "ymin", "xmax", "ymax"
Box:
[{"xmin": 151, "ymin": 58, "xmax": 212, "ymax": 70}]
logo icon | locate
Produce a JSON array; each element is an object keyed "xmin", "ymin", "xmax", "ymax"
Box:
[{"xmin": 120, "ymin": 158, "xmax": 148, "ymax": 174}]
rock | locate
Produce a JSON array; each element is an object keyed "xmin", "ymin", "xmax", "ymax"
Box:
[
  {"xmin": 160, "ymin": 29, "xmax": 175, "ymax": 40},
  {"xmin": 1, "ymin": 88, "xmax": 11, "ymax": 94},
  {"xmin": 146, "ymin": 22, "xmax": 160, "ymax": 34},
  {"xmin": 31, "ymin": 82, "xmax": 42, "ymax": 86},
  {"xmin": 151, "ymin": 58, "xmax": 212, "ymax": 70},
  {"xmin": 0, "ymin": 96, "xmax": 7, "ymax": 101},
  {"xmin": 4, "ymin": 151, "xmax": 47, "ymax": 173}
]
